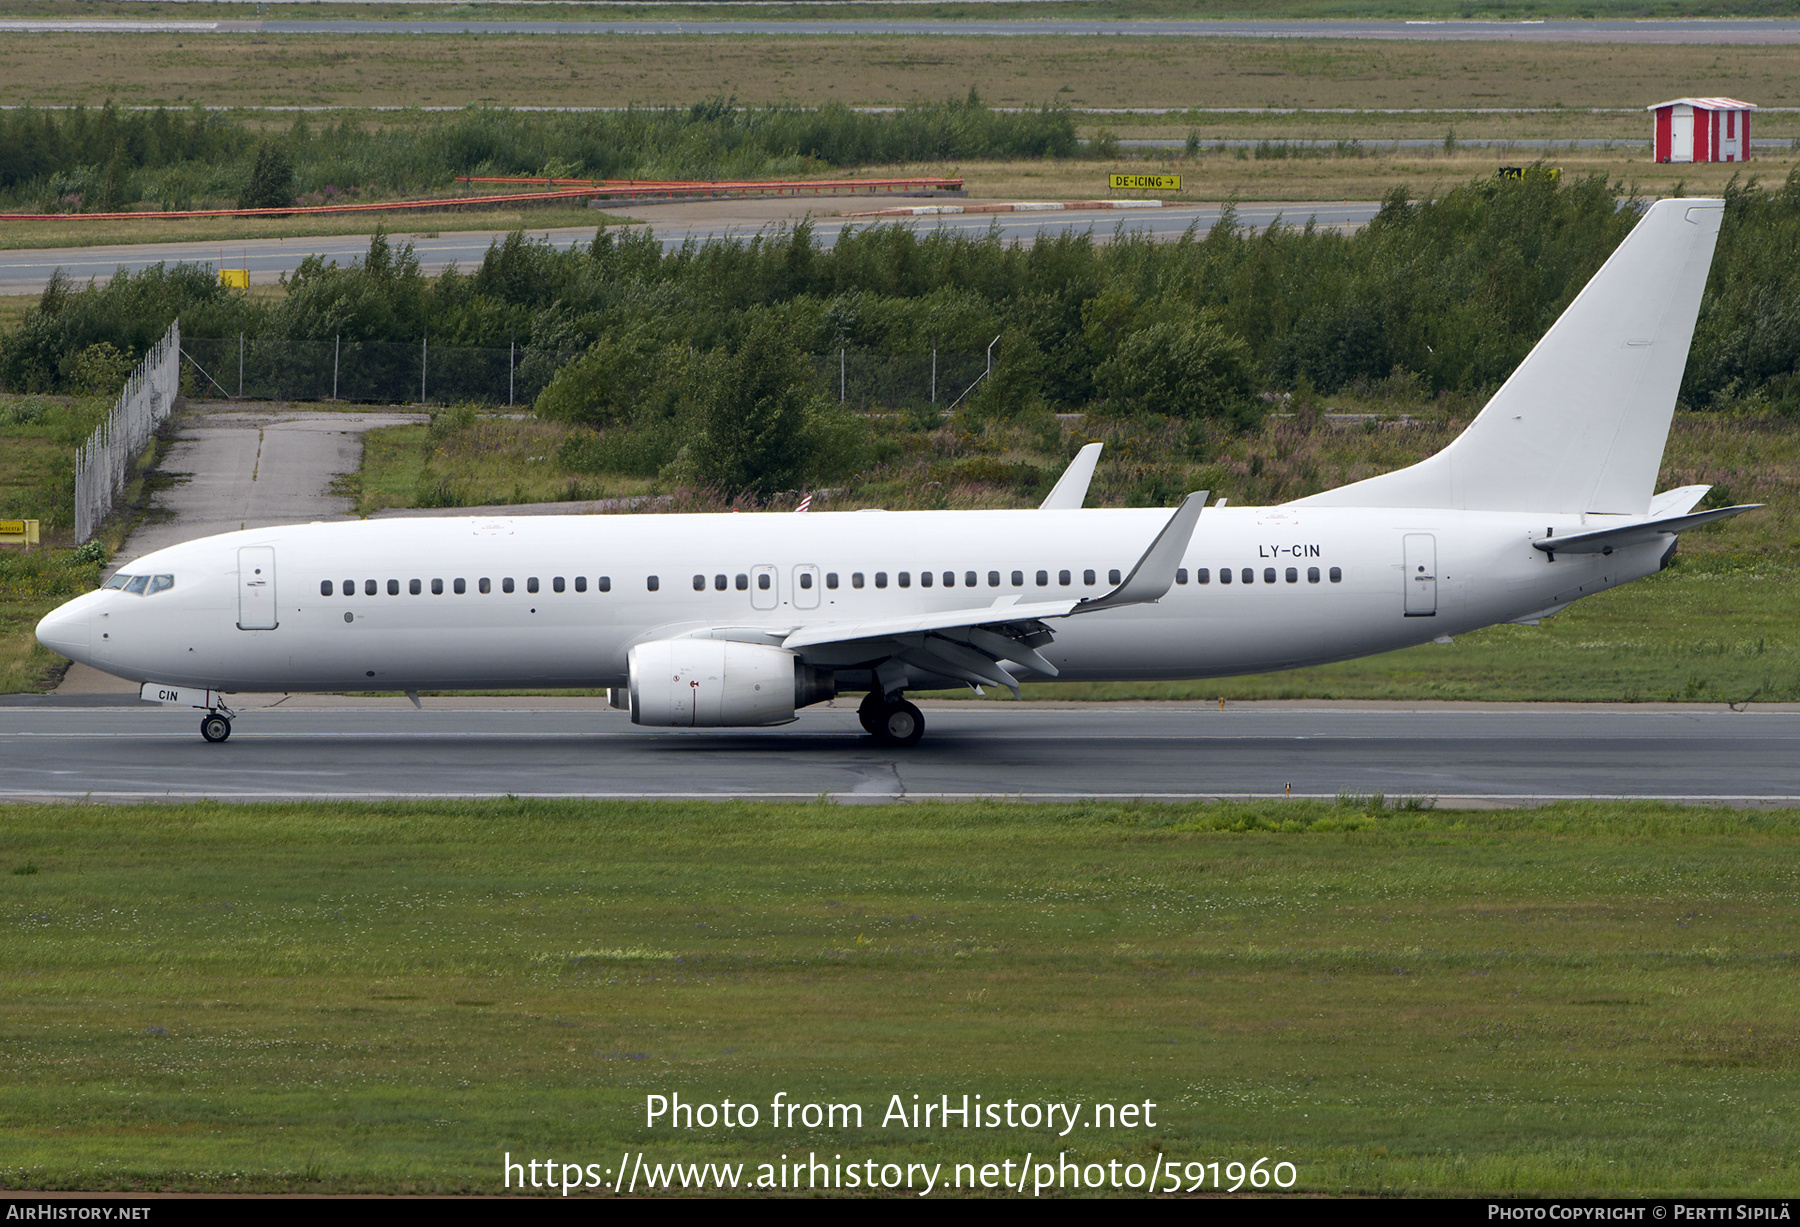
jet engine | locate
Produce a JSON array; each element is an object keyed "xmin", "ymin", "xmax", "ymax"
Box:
[{"xmin": 627, "ymin": 639, "xmax": 836, "ymax": 727}]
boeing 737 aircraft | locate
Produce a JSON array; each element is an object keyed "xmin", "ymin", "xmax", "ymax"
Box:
[{"xmin": 36, "ymin": 198, "xmax": 1759, "ymax": 746}]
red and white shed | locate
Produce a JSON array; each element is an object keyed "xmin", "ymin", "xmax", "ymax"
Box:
[{"xmin": 1649, "ymin": 97, "xmax": 1755, "ymax": 163}]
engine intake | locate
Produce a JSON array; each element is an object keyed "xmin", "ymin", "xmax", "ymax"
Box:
[{"xmin": 628, "ymin": 639, "xmax": 835, "ymax": 727}]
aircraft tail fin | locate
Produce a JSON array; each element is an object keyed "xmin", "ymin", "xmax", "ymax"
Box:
[{"xmin": 1292, "ymin": 197, "xmax": 1724, "ymax": 515}]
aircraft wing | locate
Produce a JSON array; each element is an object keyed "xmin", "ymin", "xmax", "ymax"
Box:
[
  {"xmin": 1534, "ymin": 504, "xmax": 1762, "ymax": 555},
  {"xmin": 778, "ymin": 491, "xmax": 1207, "ymax": 695}
]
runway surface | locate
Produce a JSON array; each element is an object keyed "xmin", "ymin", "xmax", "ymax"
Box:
[
  {"xmin": 12, "ymin": 18, "xmax": 1800, "ymax": 41},
  {"xmin": 2, "ymin": 702, "xmax": 1796, "ymax": 803},
  {"xmin": 0, "ymin": 202, "xmax": 1378, "ymax": 293}
]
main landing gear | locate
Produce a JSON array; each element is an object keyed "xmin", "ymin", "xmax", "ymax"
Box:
[
  {"xmin": 858, "ymin": 690, "xmax": 924, "ymax": 748},
  {"xmin": 199, "ymin": 703, "xmax": 236, "ymax": 743}
]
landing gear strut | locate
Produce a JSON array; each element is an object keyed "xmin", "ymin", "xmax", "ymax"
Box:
[{"xmin": 859, "ymin": 691, "xmax": 924, "ymax": 747}]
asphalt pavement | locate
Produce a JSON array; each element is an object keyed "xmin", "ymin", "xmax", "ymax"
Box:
[{"xmin": 1, "ymin": 701, "xmax": 1795, "ymax": 803}]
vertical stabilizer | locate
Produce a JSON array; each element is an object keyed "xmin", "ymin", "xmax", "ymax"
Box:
[{"xmin": 1293, "ymin": 198, "xmax": 1724, "ymax": 514}]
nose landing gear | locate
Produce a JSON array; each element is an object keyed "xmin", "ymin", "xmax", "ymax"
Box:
[
  {"xmin": 858, "ymin": 690, "xmax": 925, "ymax": 747},
  {"xmin": 199, "ymin": 703, "xmax": 236, "ymax": 743}
]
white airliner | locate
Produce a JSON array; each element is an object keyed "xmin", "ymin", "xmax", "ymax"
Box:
[{"xmin": 36, "ymin": 198, "xmax": 1759, "ymax": 746}]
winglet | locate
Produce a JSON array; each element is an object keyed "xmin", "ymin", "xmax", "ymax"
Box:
[
  {"xmin": 1075, "ymin": 491, "xmax": 1207, "ymax": 614},
  {"xmin": 1039, "ymin": 442, "xmax": 1103, "ymax": 511}
]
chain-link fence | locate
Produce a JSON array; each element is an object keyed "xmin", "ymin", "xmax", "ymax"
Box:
[
  {"xmin": 813, "ymin": 350, "xmax": 988, "ymax": 411},
  {"xmin": 181, "ymin": 336, "xmax": 580, "ymax": 406},
  {"xmin": 179, "ymin": 338, "xmax": 991, "ymax": 412},
  {"xmin": 75, "ymin": 320, "xmax": 180, "ymax": 543}
]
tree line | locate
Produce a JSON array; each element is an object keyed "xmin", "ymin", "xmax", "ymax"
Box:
[
  {"xmin": 0, "ymin": 95, "xmax": 1076, "ymax": 214},
  {"xmin": 6, "ymin": 170, "xmax": 1800, "ymax": 494}
]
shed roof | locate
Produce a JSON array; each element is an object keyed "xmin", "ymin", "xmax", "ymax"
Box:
[{"xmin": 1646, "ymin": 97, "xmax": 1758, "ymax": 112}]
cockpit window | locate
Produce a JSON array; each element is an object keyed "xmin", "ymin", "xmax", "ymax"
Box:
[
  {"xmin": 102, "ymin": 573, "xmax": 130, "ymax": 590},
  {"xmin": 124, "ymin": 575, "xmax": 150, "ymax": 595},
  {"xmin": 149, "ymin": 574, "xmax": 174, "ymax": 594}
]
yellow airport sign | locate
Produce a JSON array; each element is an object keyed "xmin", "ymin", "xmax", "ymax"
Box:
[
  {"xmin": 1109, "ymin": 173, "xmax": 1182, "ymax": 192},
  {"xmin": 0, "ymin": 519, "xmax": 40, "ymax": 548},
  {"xmin": 220, "ymin": 269, "xmax": 250, "ymax": 289}
]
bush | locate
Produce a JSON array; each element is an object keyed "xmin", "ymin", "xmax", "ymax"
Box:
[
  {"xmin": 238, "ymin": 142, "xmax": 295, "ymax": 211},
  {"xmin": 63, "ymin": 342, "xmax": 132, "ymax": 398},
  {"xmin": 683, "ymin": 314, "xmax": 828, "ymax": 496},
  {"xmin": 1094, "ymin": 317, "xmax": 1259, "ymax": 427}
]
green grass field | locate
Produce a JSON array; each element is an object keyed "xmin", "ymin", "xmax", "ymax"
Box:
[{"xmin": 2, "ymin": 799, "xmax": 1796, "ymax": 1195}]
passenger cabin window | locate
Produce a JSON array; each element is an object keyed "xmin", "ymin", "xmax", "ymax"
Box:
[
  {"xmin": 1175, "ymin": 569, "xmax": 1187, "ymax": 585},
  {"xmin": 527, "ymin": 577, "xmax": 539, "ymax": 594},
  {"xmin": 1264, "ymin": 568, "xmax": 1277, "ymax": 584},
  {"xmin": 554, "ymin": 577, "xmax": 565, "ymax": 593},
  {"xmin": 1286, "ymin": 567, "xmax": 1298, "ymax": 584},
  {"xmin": 365, "ymin": 580, "xmax": 378, "ymax": 596},
  {"xmin": 1012, "ymin": 571, "xmax": 1025, "ymax": 587},
  {"xmin": 479, "ymin": 578, "xmax": 491, "ymax": 594},
  {"xmin": 800, "ymin": 573, "xmax": 814, "ymax": 590},
  {"xmin": 1307, "ymin": 567, "xmax": 1320, "ymax": 584},
  {"xmin": 875, "ymin": 572, "xmax": 888, "ymax": 589},
  {"xmin": 647, "ymin": 575, "xmax": 660, "ymax": 591},
  {"xmin": 826, "ymin": 573, "xmax": 839, "ymax": 589},
  {"xmin": 1083, "ymin": 569, "xmax": 1096, "ymax": 586},
  {"xmin": 757, "ymin": 574, "xmax": 770, "ymax": 590},
  {"xmin": 714, "ymin": 574, "xmax": 727, "ymax": 591},
  {"xmin": 1058, "ymin": 570, "xmax": 1072, "ymax": 587},
  {"xmin": 409, "ymin": 579, "xmax": 422, "ymax": 595},
  {"xmin": 1242, "ymin": 568, "xmax": 1254, "ymax": 584},
  {"xmin": 598, "ymin": 576, "xmax": 611, "ymax": 592},
  {"xmin": 898, "ymin": 572, "xmax": 912, "ymax": 588},
  {"xmin": 502, "ymin": 578, "xmax": 515, "ymax": 594},
  {"xmin": 920, "ymin": 572, "xmax": 932, "ymax": 588},
  {"xmin": 455, "ymin": 578, "xmax": 468, "ymax": 594},
  {"xmin": 575, "ymin": 576, "xmax": 587, "ymax": 593},
  {"xmin": 1036, "ymin": 570, "xmax": 1048, "ymax": 587},
  {"xmin": 1109, "ymin": 569, "xmax": 1122, "ymax": 585},
  {"xmin": 988, "ymin": 571, "xmax": 1000, "ymax": 587},
  {"xmin": 735, "ymin": 574, "xmax": 748, "ymax": 591},
  {"xmin": 1329, "ymin": 566, "xmax": 1343, "ymax": 583},
  {"xmin": 388, "ymin": 579, "xmax": 400, "ymax": 596},
  {"xmin": 1220, "ymin": 568, "xmax": 1232, "ymax": 585},
  {"xmin": 693, "ymin": 575, "xmax": 706, "ymax": 592},
  {"xmin": 852, "ymin": 572, "xmax": 865, "ymax": 589},
  {"xmin": 321, "ymin": 580, "xmax": 333, "ymax": 596},
  {"xmin": 432, "ymin": 578, "xmax": 444, "ymax": 595},
  {"xmin": 1197, "ymin": 568, "xmax": 1211, "ymax": 584}
]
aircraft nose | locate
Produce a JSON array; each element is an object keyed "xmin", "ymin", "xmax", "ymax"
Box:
[{"xmin": 35, "ymin": 598, "xmax": 92, "ymax": 661}]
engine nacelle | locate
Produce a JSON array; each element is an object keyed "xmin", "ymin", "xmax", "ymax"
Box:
[{"xmin": 627, "ymin": 639, "xmax": 835, "ymax": 727}]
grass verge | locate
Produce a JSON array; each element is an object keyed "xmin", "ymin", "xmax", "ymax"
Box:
[
  {"xmin": 1, "ymin": 798, "xmax": 1795, "ymax": 1195},
  {"xmin": 9, "ymin": 35, "xmax": 1800, "ymax": 112}
]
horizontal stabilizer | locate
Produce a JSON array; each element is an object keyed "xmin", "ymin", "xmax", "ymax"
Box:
[{"xmin": 1534, "ymin": 504, "xmax": 1762, "ymax": 555}]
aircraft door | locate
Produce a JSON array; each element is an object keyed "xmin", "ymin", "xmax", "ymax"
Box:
[
  {"xmin": 237, "ymin": 546, "xmax": 279, "ymax": 630},
  {"xmin": 792, "ymin": 564, "xmax": 821, "ymax": 610},
  {"xmin": 750, "ymin": 564, "xmax": 778, "ymax": 611},
  {"xmin": 1403, "ymin": 533, "xmax": 1437, "ymax": 617}
]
